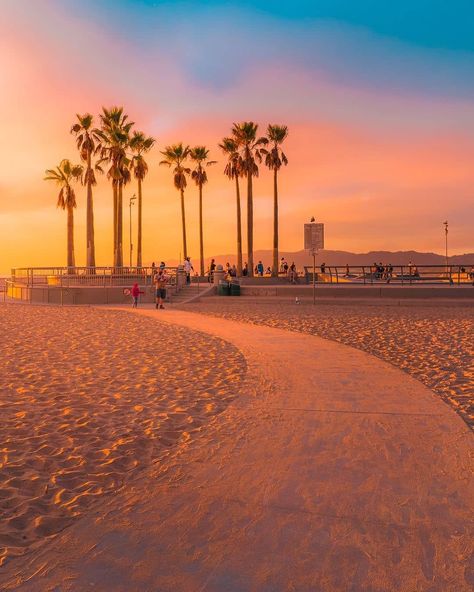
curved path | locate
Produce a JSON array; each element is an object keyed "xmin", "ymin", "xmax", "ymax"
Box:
[{"xmin": 2, "ymin": 309, "xmax": 472, "ymax": 591}]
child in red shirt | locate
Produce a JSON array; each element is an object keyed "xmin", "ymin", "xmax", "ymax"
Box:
[{"xmin": 131, "ymin": 283, "xmax": 144, "ymax": 308}]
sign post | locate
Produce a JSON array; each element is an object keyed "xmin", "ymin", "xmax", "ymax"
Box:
[{"xmin": 304, "ymin": 222, "xmax": 325, "ymax": 305}]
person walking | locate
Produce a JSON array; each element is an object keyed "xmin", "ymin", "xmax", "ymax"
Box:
[
  {"xmin": 131, "ymin": 282, "xmax": 144, "ymax": 308},
  {"xmin": 289, "ymin": 261, "xmax": 297, "ymax": 284},
  {"xmin": 154, "ymin": 268, "xmax": 169, "ymax": 309},
  {"xmin": 184, "ymin": 257, "xmax": 194, "ymax": 284}
]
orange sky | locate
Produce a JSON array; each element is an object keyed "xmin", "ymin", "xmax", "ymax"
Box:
[{"xmin": 1, "ymin": 1, "xmax": 473, "ymax": 273}]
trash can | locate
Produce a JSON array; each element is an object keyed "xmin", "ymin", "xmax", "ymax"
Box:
[
  {"xmin": 218, "ymin": 281, "xmax": 230, "ymax": 296},
  {"xmin": 230, "ymin": 282, "xmax": 240, "ymax": 296}
]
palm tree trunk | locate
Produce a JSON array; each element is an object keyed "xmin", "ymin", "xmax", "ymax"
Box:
[
  {"xmin": 86, "ymin": 153, "xmax": 96, "ymax": 271},
  {"xmin": 272, "ymin": 168, "xmax": 278, "ymax": 277},
  {"xmin": 137, "ymin": 177, "xmax": 143, "ymax": 268},
  {"xmin": 180, "ymin": 188, "xmax": 188, "ymax": 260},
  {"xmin": 117, "ymin": 182, "xmax": 123, "ymax": 267},
  {"xmin": 199, "ymin": 183, "xmax": 204, "ymax": 276},
  {"xmin": 113, "ymin": 183, "xmax": 118, "ymax": 267},
  {"xmin": 247, "ymin": 171, "xmax": 253, "ymax": 277},
  {"xmin": 235, "ymin": 175, "xmax": 242, "ymax": 276},
  {"xmin": 67, "ymin": 205, "xmax": 75, "ymax": 273}
]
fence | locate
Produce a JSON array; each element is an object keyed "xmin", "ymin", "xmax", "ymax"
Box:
[
  {"xmin": 302, "ymin": 264, "xmax": 474, "ymax": 285},
  {"xmin": 11, "ymin": 266, "xmax": 178, "ymax": 288}
]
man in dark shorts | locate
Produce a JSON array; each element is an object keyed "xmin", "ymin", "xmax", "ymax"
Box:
[{"xmin": 154, "ymin": 269, "xmax": 169, "ymax": 309}]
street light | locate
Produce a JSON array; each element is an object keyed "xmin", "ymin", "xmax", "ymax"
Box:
[
  {"xmin": 443, "ymin": 220, "xmax": 449, "ymax": 278},
  {"xmin": 129, "ymin": 194, "xmax": 136, "ymax": 268}
]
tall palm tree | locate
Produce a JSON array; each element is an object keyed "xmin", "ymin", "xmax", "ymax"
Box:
[
  {"xmin": 265, "ymin": 125, "xmax": 288, "ymax": 276},
  {"xmin": 44, "ymin": 159, "xmax": 83, "ymax": 272},
  {"xmin": 232, "ymin": 122, "xmax": 267, "ymax": 277},
  {"xmin": 130, "ymin": 131, "xmax": 156, "ymax": 268},
  {"xmin": 100, "ymin": 106, "xmax": 134, "ymax": 267},
  {"xmin": 70, "ymin": 113, "xmax": 103, "ymax": 269},
  {"xmin": 219, "ymin": 137, "xmax": 243, "ymax": 275},
  {"xmin": 160, "ymin": 143, "xmax": 191, "ymax": 261},
  {"xmin": 190, "ymin": 146, "xmax": 216, "ymax": 276}
]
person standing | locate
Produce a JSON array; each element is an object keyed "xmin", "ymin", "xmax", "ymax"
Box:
[
  {"xmin": 257, "ymin": 260, "xmax": 264, "ymax": 276},
  {"xmin": 242, "ymin": 262, "xmax": 248, "ymax": 277},
  {"xmin": 208, "ymin": 258, "xmax": 216, "ymax": 283},
  {"xmin": 154, "ymin": 268, "xmax": 169, "ymax": 309},
  {"xmin": 184, "ymin": 257, "xmax": 194, "ymax": 284}
]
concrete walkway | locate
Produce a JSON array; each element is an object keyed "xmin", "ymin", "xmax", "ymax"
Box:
[{"xmin": 2, "ymin": 309, "xmax": 473, "ymax": 591}]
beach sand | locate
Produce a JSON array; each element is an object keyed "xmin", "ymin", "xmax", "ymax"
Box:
[
  {"xmin": 178, "ymin": 301, "xmax": 474, "ymax": 429},
  {"xmin": 0, "ymin": 303, "xmax": 245, "ymax": 566},
  {"xmin": 0, "ymin": 307, "xmax": 472, "ymax": 591}
]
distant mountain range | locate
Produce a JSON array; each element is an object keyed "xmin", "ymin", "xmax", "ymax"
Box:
[{"xmin": 163, "ymin": 249, "xmax": 474, "ymax": 269}]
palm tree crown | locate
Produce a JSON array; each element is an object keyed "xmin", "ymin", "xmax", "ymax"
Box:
[
  {"xmin": 130, "ymin": 131, "xmax": 156, "ymax": 180},
  {"xmin": 190, "ymin": 146, "xmax": 216, "ymax": 186},
  {"xmin": 160, "ymin": 143, "xmax": 191, "ymax": 190},
  {"xmin": 231, "ymin": 121, "xmax": 267, "ymax": 176},
  {"xmin": 44, "ymin": 159, "xmax": 83, "ymax": 209},
  {"xmin": 219, "ymin": 137, "xmax": 242, "ymax": 180},
  {"xmin": 100, "ymin": 107, "xmax": 133, "ymax": 183},
  {"xmin": 265, "ymin": 125, "xmax": 288, "ymax": 171}
]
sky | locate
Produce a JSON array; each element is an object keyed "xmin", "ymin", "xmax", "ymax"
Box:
[{"xmin": 0, "ymin": 0, "xmax": 473, "ymax": 272}]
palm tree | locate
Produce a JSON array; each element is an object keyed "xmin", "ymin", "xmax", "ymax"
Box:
[
  {"xmin": 130, "ymin": 131, "xmax": 156, "ymax": 268},
  {"xmin": 100, "ymin": 106, "xmax": 134, "ymax": 267},
  {"xmin": 70, "ymin": 113, "xmax": 103, "ymax": 269},
  {"xmin": 219, "ymin": 137, "xmax": 243, "ymax": 275},
  {"xmin": 44, "ymin": 159, "xmax": 83, "ymax": 272},
  {"xmin": 160, "ymin": 143, "xmax": 191, "ymax": 260},
  {"xmin": 190, "ymin": 146, "xmax": 216, "ymax": 276},
  {"xmin": 265, "ymin": 125, "xmax": 288, "ymax": 276},
  {"xmin": 232, "ymin": 122, "xmax": 268, "ymax": 277}
]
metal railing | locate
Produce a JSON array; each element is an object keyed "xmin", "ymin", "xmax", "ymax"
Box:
[
  {"xmin": 11, "ymin": 266, "xmax": 179, "ymax": 289},
  {"xmin": 302, "ymin": 264, "xmax": 474, "ymax": 285}
]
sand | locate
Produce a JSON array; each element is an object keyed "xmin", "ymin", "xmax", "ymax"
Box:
[
  {"xmin": 177, "ymin": 301, "xmax": 474, "ymax": 430},
  {"xmin": 1, "ymin": 308, "xmax": 472, "ymax": 592},
  {"xmin": 0, "ymin": 303, "xmax": 245, "ymax": 567}
]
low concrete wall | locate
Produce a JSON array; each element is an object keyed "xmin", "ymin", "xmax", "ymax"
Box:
[
  {"xmin": 239, "ymin": 285, "xmax": 474, "ymax": 299},
  {"xmin": 7, "ymin": 284, "xmax": 159, "ymax": 305},
  {"xmin": 7, "ymin": 281, "xmax": 474, "ymax": 304}
]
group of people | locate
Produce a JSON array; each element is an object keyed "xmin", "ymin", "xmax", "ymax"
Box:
[
  {"xmin": 130, "ymin": 260, "xmax": 169, "ymax": 309},
  {"xmin": 370, "ymin": 262, "xmax": 396, "ymax": 281}
]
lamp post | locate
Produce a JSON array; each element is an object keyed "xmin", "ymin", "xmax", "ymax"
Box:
[
  {"xmin": 129, "ymin": 194, "xmax": 136, "ymax": 268},
  {"xmin": 443, "ymin": 220, "xmax": 449, "ymax": 278}
]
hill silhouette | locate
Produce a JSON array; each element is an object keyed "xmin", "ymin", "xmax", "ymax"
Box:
[{"xmin": 162, "ymin": 249, "xmax": 474, "ymax": 270}]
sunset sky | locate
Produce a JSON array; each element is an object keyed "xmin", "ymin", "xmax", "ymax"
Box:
[{"xmin": 1, "ymin": 0, "xmax": 473, "ymax": 273}]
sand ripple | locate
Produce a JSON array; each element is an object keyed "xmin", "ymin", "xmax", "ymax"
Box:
[
  {"xmin": 179, "ymin": 301, "xmax": 474, "ymax": 429},
  {"xmin": 0, "ymin": 304, "xmax": 246, "ymax": 565}
]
